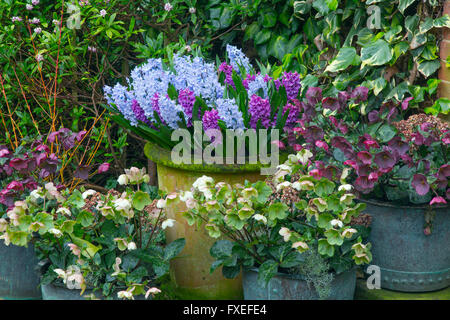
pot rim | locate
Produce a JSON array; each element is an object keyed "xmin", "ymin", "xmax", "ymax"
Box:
[
  {"xmin": 244, "ymin": 266, "xmax": 355, "ymax": 281},
  {"xmin": 357, "ymin": 198, "xmax": 449, "ymax": 210},
  {"xmin": 144, "ymin": 141, "xmax": 287, "ymax": 173}
]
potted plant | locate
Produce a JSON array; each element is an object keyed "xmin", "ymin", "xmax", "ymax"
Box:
[
  {"xmin": 103, "ymin": 45, "xmax": 300, "ymax": 299},
  {"xmin": 0, "ymin": 128, "xmax": 109, "ymax": 299},
  {"xmin": 295, "ymin": 86, "xmax": 450, "ymax": 292},
  {"xmin": 0, "ymin": 167, "xmax": 185, "ymax": 300},
  {"xmin": 174, "ymin": 149, "xmax": 372, "ymax": 300}
]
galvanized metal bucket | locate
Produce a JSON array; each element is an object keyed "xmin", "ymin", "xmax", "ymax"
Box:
[
  {"xmin": 0, "ymin": 243, "xmax": 41, "ymax": 300},
  {"xmin": 362, "ymin": 200, "xmax": 450, "ymax": 292},
  {"xmin": 243, "ymin": 268, "xmax": 356, "ymax": 300}
]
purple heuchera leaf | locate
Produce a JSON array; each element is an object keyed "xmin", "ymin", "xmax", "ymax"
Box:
[
  {"xmin": 354, "ymin": 176, "xmax": 374, "ymax": 193},
  {"xmin": 368, "ymin": 110, "xmax": 380, "ymax": 123},
  {"xmin": 9, "ymin": 157, "xmax": 30, "ymax": 172},
  {"xmin": 351, "ymin": 86, "xmax": 368, "ymax": 103},
  {"xmin": 331, "ymin": 136, "xmax": 354, "ymax": 158},
  {"xmin": 357, "ymin": 151, "xmax": 372, "ymax": 165},
  {"xmin": 401, "ymin": 97, "xmax": 413, "ymax": 110},
  {"xmin": 74, "ymin": 165, "xmax": 91, "ymax": 180},
  {"xmin": 322, "ymin": 97, "xmax": 340, "ymax": 111},
  {"xmin": 304, "ymin": 126, "xmax": 324, "ymax": 143},
  {"xmin": 411, "ymin": 174, "xmax": 430, "ymax": 196},
  {"xmin": 387, "ymin": 137, "xmax": 409, "ymax": 156},
  {"xmin": 75, "ymin": 130, "xmax": 87, "ymax": 142},
  {"xmin": 374, "ymin": 151, "xmax": 396, "ymax": 169},
  {"xmin": 98, "ymin": 162, "xmax": 110, "ymax": 174},
  {"xmin": 305, "ymin": 87, "xmax": 322, "ymax": 106}
]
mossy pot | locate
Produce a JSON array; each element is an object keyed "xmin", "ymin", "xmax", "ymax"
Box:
[
  {"xmin": 144, "ymin": 141, "xmax": 284, "ymax": 300},
  {"xmin": 361, "ymin": 199, "xmax": 450, "ymax": 292},
  {"xmin": 0, "ymin": 243, "xmax": 41, "ymax": 300},
  {"xmin": 243, "ymin": 268, "xmax": 356, "ymax": 300}
]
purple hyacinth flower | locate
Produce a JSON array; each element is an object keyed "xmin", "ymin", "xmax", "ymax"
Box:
[
  {"xmin": 178, "ymin": 88, "xmax": 197, "ymax": 126},
  {"xmin": 202, "ymin": 109, "xmax": 220, "ymax": 131},
  {"xmin": 218, "ymin": 62, "xmax": 235, "ymax": 88},
  {"xmin": 248, "ymin": 95, "xmax": 272, "ymax": 129},
  {"xmin": 281, "ymin": 72, "xmax": 301, "ymax": 100},
  {"xmin": 131, "ymin": 99, "xmax": 151, "ymax": 125}
]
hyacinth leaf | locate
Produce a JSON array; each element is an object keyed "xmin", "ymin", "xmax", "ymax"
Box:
[{"xmin": 167, "ymin": 83, "xmax": 178, "ymax": 100}]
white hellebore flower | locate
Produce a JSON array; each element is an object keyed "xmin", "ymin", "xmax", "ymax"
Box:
[
  {"xmin": 342, "ymin": 228, "xmax": 357, "ymax": 238},
  {"xmin": 0, "ymin": 233, "xmax": 11, "ymax": 246},
  {"xmin": 56, "ymin": 207, "xmax": 71, "ymax": 216},
  {"xmin": 253, "ymin": 214, "xmax": 267, "ymax": 224},
  {"xmin": 117, "ymin": 290, "xmax": 134, "ymax": 300},
  {"xmin": 338, "ymin": 184, "xmax": 353, "ymax": 192},
  {"xmin": 179, "ymin": 191, "xmax": 193, "ymax": 202},
  {"xmin": 193, "ymin": 176, "xmax": 214, "ymax": 199},
  {"xmin": 145, "ymin": 287, "xmax": 161, "ymax": 299},
  {"xmin": 82, "ymin": 189, "xmax": 97, "ymax": 199},
  {"xmin": 156, "ymin": 199, "xmax": 166, "ymax": 209},
  {"xmin": 113, "ymin": 198, "xmax": 132, "ymax": 211},
  {"xmin": 279, "ymin": 227, "xmax": 291, "ymax": 242},
  {"xmin": 297, "ymin": 149, "xmax": 313, "ymax": 165},
  {"xmin": 117, "ymin": 174, "xmax": 128, "ymax": 185},
  {"xmin": 276, "ymin": 181, "xmax": 291, "ymax": 191},
  {"xmin": 161, "ymin": 219, "xmax": 175, "ymax": 230},
  {"xmin": 330, "ymin": 219, "xmax": 344, "ymax": 229},
  {"xmin": 29, "ymin": 188, "xmax": 44, "ymax": 203},
  {"xmin": 49, "ymin": 228, "xmax": 63, "ymax": 238},
  {"xmin": 127, "ymin": 242, "xmax": 137, "ymax": 251},
  {"xmin": 292, "ymin": 241, "xmax": 309, "ymax": 251}
]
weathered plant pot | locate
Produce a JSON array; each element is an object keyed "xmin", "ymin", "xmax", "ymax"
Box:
[
  {"xmin": 144, "ymin": 142, "xmax": 278, "ymax": 299},
  {"xmin": 0, "ymin": 243, "xmax": 41, "ymax": 300},
  {"xmin": 362, "ymin": 199, "xmax": 450, "ymax": 292},
  {"xmin": 243, "ymin": 268, "xmax": 356, "ymax": 300}
]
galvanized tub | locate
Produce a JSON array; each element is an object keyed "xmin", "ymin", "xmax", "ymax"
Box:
[
  {"xmin": 362, "ymin": 200, "xmax": 450, "ymax": 292},
  {"xmin": 0, "ymin": 243, "xmax": 41, "ymax": 300},
  {"xmin": 144, "ymin": 141, "xmax": 280, "ymax": 300},
  {"xmin": 243, "ymin": 268, "xmax": 356, "ymax": 300}
]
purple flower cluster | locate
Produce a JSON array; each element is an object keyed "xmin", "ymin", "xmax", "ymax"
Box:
[
  {"xmin": 202, "ymin": 109, "xmax": 220, "ymax": 131},
  {"xmin": 178, "ymin": 88, "xmax": 197, "ymax": 126},
  {"xmin": 248, "ymin": 95, "xmax": 272, "ymax": 129},
  {"xmin": 281, "ymin": 72, "xmax": 301, "ymax": 100},
  {"xmin": 131, "ymin": 100, "xmax": 151, "ymax": 125},
  {"xmin": 218, "ymin": 62, "xmax": 234, "ymax": 88}
]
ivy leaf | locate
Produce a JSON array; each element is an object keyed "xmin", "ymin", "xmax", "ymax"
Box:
[
  {"xmin": 361, "ymin": 39, "xmax": 393, "ymax": 67},
  {"xmin": 399, "ymin": 0, "xmax": 417, "ymax": 14},
  {"xmin": 417, "ymin": 60, "xmax": 440, "ymax": 78},
  {"xmin": 325, "ymin": 47, "xmax": 359, "ymax": 72},
  {"xmin": 377, "ymin": 124, "xmax": 397, "ymax": 143},
  {"xmin": 132, "ymin": 190, "xmax": 151, "ymax": 211},
  {"xmin": 257, "ymin": 260, "xmax": 279, "ymax": 287}
]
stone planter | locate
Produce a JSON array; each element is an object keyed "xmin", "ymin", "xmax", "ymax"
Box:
[
  {"xmin": 0, "ymin": 243, "xmax": 41, "ymax": 300},
  {"xmin": 144, "ymin": 141, "xmax": 276, "ymax": 300},
  {"xmin": 243, "ymin": 268, "xmax": 356, "ymax": 300},
  {"xmin": 362, "ymin": 199, "xmax": 450, "ymax": 292}
]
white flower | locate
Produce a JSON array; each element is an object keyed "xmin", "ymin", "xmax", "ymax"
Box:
[
  {"xmin": 179, "ymin": 191, "xmax": 193, "ymax": 202},
  {"xmin": 164, "ymin": 2, "xmax": 173, "ymax": 11},
  {"xmin": 117, "ymin": 290, "xmax": 134, "ymax": 300},
  {"xmin": 56, "ymin": 207, "xmax": 71, "ymax": 216},
  {"xmin": 330, "ymin": 219, "xmax": 344, "ymax": 229},
  {"xmin": 113, "ymin": 198, "xmax": 132, "ymax": 211},
  {"xmin": 117, "ymin": 174, "xmax": 128, "ymax": 185},
  {"xmin": 82, "ymin": 189, "xmax": 97, "ymax": 199},
  {"xmin": 29, "ymin": 188, "xmax": 44, "ymax": 203},
  {"xmin": 276, "ymin": 164, "xmax": 292, "ymax": 173},
  {"xmin": 297, "ymin": 149, "xmax": 313, "ymax": 165},
  {"xmin": 161, "ymin": 219, "xmax": 175, "ymax": 230},
  {"xmin": 99, "ymin": 9, "xmax": 107, "ymax": 17},
  {"xmin": 185, "ymin": 45, "xmax": 192, "ymax": 52},
  {"xmin": 26, "ymin": 4, "xmax": 33, "ymax": 10},
  {"xmin": 342, "ymin": 228, "xmax": 357, "ymax": 238},
  {"xmin": 127, "ymin": 242, "xmax": 137, "ymax": 251},
  {"xmin": 54, "ymin": 269, "xmax": 66, "ymax": 279},
  {"xmin": 34, "ymin": 27, "xmax": 42, "ymax": 34},
  {"xmin": 193, "ymin": 176, "xmax": 214, "ymax": 199},
  {"xmin": 156, "ymin": 199, "xmax": 166, "ymax": 209},
  {"xmin": 52, "ymin": 19, "xmax": 60, "ymax": 25},
  {"xmin": 340, "ymin": 193, "xmax": 356, "ymax": 205},
  {"xmin": 292, "ymin": 241, "xmax": 309, "ymax": 251},
  {"xmin": 253, "ymin": 214, "xmax": 267, "ymax": 224},
  {"xmin": 338, "ymin": 184, "xmax": 353, "ymax": 192},
  {"xmin": 279, "ymin": 227, "xmax": 291, "ymax": 242},
  {"xmin": 145, "ymin": 287, "xmax": 161, "ymax": 299},
  {"xmin": 276, "ymin": 181, "xmax": 291, "ymax": 191},
  {"xmin": 189, "ymin": 7, "xmax": 196, "ymax": 14},
  {"xmin": 49, "ymin": 228, "xmax": 63, "ymax": 238},
  {"xmin": 32, "ymin": 0, "xmax": 39, "ymax": 5}
]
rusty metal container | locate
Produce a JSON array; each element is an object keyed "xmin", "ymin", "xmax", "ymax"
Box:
[
  {"xmin": 0, "ymin": 243, "xmax": 41, "ymax": 300},
  {"xmin": 144, "ymin": 142, "xmax": 274, "ymax": 299},
  {"xmin": 362, "ymin": 200, "xmax": 450, "ymax": 292},
  {"xmin": 243, "ymin": 268, "xmax": 356, "ymax": 300}
]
